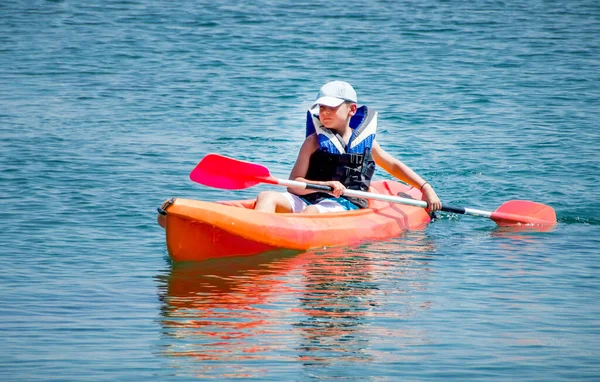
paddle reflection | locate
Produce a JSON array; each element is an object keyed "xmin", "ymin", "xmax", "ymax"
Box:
[
  {"xmin": 493, "ymin": 222, "xmax": 555, "ymax": 234},
  {"xmin": 156, "ymin": 235, "xmax": 436, "ymax": 377}
]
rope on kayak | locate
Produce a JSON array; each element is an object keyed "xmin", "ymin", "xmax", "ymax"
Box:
[{"xmin": 157, "ymin": 198, "xmax": 176, "ymax": 216}]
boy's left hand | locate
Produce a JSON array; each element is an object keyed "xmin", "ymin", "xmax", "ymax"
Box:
[{"xmin": 422, "ymin": 184, "xmax": 442, "ymax": 212}]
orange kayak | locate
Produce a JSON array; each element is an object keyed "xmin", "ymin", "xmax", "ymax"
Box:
[{"xmin": 158, "ymin": 180, "xmax": 431, "ymax": 262}]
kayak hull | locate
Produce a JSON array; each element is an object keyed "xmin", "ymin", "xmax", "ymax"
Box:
[{"xmin": 159, "ymin": 180, "xmax": 430, "ymax": 262}]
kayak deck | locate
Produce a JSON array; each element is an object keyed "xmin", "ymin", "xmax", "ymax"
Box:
[{"xmin": 159, "ymin": 180, "xmax": 431, "ymax": 262}]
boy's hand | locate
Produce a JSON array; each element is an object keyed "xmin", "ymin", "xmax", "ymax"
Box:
[
  {"xmin": 324, "ymin": 181, "xmax": 346, "ymax": 198},
  {"xmin": 422, "ymin": 184, "xmax": 442, "ymax": 212}
]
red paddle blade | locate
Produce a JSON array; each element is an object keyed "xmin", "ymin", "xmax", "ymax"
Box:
[
  {"xmin": 189, "ymin": 154, "xmax": 277, "ymax": 190},
  {"xmin": 491, "ymin": 200, "xmax": 556, "ymax": 226}
]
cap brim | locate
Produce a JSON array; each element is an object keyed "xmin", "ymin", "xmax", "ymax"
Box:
[{"xmin": 311, "ymin": 96, "xmax": 345, "ymax": 109}]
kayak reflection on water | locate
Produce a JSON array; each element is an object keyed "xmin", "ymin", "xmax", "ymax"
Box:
[{"xmin": 155, "ymin": 236, "xmax": 436, "ymax": 378}]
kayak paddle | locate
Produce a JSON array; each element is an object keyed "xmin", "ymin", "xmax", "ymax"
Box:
[{"xmin": 190, "ymin": 154, "xmax": 556, "ymax": 227}]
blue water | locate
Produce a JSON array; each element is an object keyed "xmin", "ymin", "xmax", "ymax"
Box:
[{"xmin": 1, "ymin": 0, "xmax": 599, "ymax": 380}]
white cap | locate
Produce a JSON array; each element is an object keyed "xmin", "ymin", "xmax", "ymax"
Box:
[{"xmin": 311, "ymin": 81, "xmax": 358, "ymax": 108}]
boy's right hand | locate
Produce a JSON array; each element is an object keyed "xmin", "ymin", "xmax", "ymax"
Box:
[{"xmin": 323, "ymin": 181, "xmax": 346, "ymax": 198}]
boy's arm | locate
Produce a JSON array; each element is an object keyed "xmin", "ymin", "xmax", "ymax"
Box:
[{"xmin": 372, "ymin": 140, "xmax": 442, "ymax": 211}]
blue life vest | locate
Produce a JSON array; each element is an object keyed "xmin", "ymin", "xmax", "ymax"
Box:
[{"xmin": 303, "ymin": 105, "xmax": 378, "ymax": 208}]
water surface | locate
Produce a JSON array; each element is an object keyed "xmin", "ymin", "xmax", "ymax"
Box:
[{"xmin": 1, "ymin": 0, "xmax": 599, "ymax": 380}]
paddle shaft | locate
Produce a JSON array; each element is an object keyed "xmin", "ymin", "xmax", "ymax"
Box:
[
  {"xmin": 276, "ymin": 178, "xmax": 494, "ymax": 218},
  {"xmin": 189, "ymin": 153, "xmax": 556, "ymax": 226}
]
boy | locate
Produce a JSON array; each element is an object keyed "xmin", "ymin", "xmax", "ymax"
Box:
[{"xmin": 254, "ymin": 81, "xmax": 442, "ymax": 214}]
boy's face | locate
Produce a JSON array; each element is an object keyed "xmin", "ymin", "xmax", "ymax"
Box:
[{"xmin": 319, "ymin": 102, "xmax": 357, "ymax": 130}]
